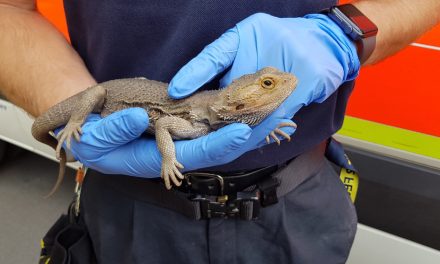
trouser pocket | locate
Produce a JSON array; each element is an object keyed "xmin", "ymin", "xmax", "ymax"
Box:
[{"xmin": 39, "ymin": 215, "xmax": 97, "ymax": 264}]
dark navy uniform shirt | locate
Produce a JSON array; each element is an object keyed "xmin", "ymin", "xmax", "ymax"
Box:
[{"xmin": 63, "ymin": 0, "xmax": 354, "ymax": 172}]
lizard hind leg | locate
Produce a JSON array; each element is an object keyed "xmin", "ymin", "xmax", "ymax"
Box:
[
  {"xmin": 54, "ymin": 84, "xmax": 106, "ymax": 160},
  {"xmin": 155, "ymin": 116, "xmax": 210, "ymax": 190}
]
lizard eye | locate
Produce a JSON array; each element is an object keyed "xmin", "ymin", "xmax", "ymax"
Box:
[{"xmin": 261, "ymin": 78, "xmax": 275, "ymax": 89}]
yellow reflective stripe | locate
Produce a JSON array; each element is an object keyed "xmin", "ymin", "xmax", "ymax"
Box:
[
  {"xmin": 340, "ymin": 168, "xmax": 359, "ymax": 202},
  {"xmin": 40, "ymin": 239, "xmax": 45, "ymax": 249},
  {"xmin": 338, "ymin": 116, "xmax": 440, "ymax": 159},
  {"xmin": 45, "ymin": 258, "xmax": 51, "ymax": 264}
]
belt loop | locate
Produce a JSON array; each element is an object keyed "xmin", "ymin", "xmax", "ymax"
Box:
[{"xmin": 258, "ymin": 177, "xmax": 280, "ymax": 207}]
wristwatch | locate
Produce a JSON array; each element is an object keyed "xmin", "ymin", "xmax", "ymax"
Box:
[{"xmin": 323, "ymin": 4, "xmax": 378, "ymax": 64}]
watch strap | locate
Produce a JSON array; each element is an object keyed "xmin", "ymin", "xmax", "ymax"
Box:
[
  {"xmin": 356, "ymin": 34, "xmax": 377, "ymax": 64},
  {"xmin": 324, "ymin": 4, "xmax": 378, "ymax": 64}
]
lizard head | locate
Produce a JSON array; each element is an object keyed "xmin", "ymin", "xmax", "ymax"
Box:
[{"xmin": 211, "ymin": 67, "xmax": 298, "ymax": 126}]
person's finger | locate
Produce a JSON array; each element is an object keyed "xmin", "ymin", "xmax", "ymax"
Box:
[
  {"xmin": 175, "ymin": 123, "xmax": 252, "ymax": 171},
  {"xmin": 78, "ymin": 107, "xmax": 149, "ymax": 150}
]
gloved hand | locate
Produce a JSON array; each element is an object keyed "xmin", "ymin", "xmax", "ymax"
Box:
[
  {"xmin": 58, "ymin": 107, "xmax": 252, "ymax": 179},
  {"xmin": 169, "ymin": 13, "xmax": 360, "ymax": 153}
]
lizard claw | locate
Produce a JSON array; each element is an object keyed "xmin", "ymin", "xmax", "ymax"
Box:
[
  {"xmin": 161, "ymin": 159, "xmax": 185, "ymax": 190},
  {"xmin": 265, "ymin": 122, "xmax": 297, "ymax": 146},
  {"xmin": 55, "ymin": 122, "xmax": 83, "ymax": 160}
]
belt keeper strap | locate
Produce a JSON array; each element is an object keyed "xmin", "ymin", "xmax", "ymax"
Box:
[
  {"xmin": 258, "ymin": 177, "xmax": 280, "ymax": 207},
  {"xmin": 191, "ymin": 201, "xmax": 202, "ymax": 220},
  {"xmin": 240, "ymin": 200, "xmax": 256, "ymax": 220}
]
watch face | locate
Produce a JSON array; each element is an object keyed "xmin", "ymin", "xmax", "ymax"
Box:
[{"xmin": 337, "ymin": 4, "xmax": 378, "ymax": 38}]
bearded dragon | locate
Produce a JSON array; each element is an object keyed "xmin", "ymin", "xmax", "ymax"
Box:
[{"xmin": 31, "ymin": 67, "xmax": 297, "ymax": 196}]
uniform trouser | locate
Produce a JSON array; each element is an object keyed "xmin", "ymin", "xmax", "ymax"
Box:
[{"xmin": 80, "ymin": 154, "xmax": 357, "ymax": 264}]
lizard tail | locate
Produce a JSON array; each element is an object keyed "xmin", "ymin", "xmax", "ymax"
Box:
[{"xmin": 44, "ymin": 149, "xmax": 66, "ymax": 198}]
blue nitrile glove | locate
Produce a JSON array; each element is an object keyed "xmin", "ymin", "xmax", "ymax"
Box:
[
  {"xmin": 169, "ymin": 13, "xmax": 360, "ymax": 154},
  {"xmin": 57, "ymin": 108, "xmax": 252, "ymax": 179}
]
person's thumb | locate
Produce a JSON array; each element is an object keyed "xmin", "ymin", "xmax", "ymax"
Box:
[{"xmin": 168, "ymin": 28, "xmax": 239, "ymax": 99}]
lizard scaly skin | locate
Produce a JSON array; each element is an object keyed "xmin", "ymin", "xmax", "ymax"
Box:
[{"xmin": 31, "ymin": 67, "xmax": 298, "ymax": 195}]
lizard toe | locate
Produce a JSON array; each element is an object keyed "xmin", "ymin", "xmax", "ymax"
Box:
[
  {"xmin": 73, "ymin": 129, "xmax": 81, "ymax": 142},
  {"xmin": 56, "ymin": 133, "xmax": 68, "ymax": 153},
  {"xmin": 274, "ymin": 128, "xmax": 291, "ymax": 142},
  {"xmin": 161, "ymin": 170, "xmax": 172, "ymax": 190},
  {"xmin": 170, "ymin": 170, "xmax": 182, "ymax": 187},
  {"xmin": 279, "ymin": 121, "xmax": 297, "ymax": 129},
  {"xmin": 174, "ymin": 160, "xmax": 184, "ymax": 170},
  {"xmin": 66, "ymin": 134, "xmax": 72, "ymax": 150},
  {"xmin": 270, "ymin": 131, "xmax": 281, "ymax": 145},
  {"xmin": 173, "ymin": 165, "xmax": 184, "ymax": 180},
  {"xmin": 56, "ymin": 129, "xmax": 65, "ymax": 140}
]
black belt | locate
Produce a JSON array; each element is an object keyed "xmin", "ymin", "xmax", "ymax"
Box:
[
  {"xmin": 101, "ymin": 141, "xmax": 326, "ymax": 220},
  {"xmin": 177, "ymin": 165, "xmax": 280, "ymax": 196}
]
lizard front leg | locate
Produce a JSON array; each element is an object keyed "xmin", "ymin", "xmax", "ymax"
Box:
[
  {"xmin": 265, "ymin": 122, "xmax": 297, "ymax": 145},
  {"xmin": 155, "ymin": 116, "xmax": 210, "ymax": 189},
  {"xmin": 56, "ymin": 85, "xmax": 106, "ymax": 159}
]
